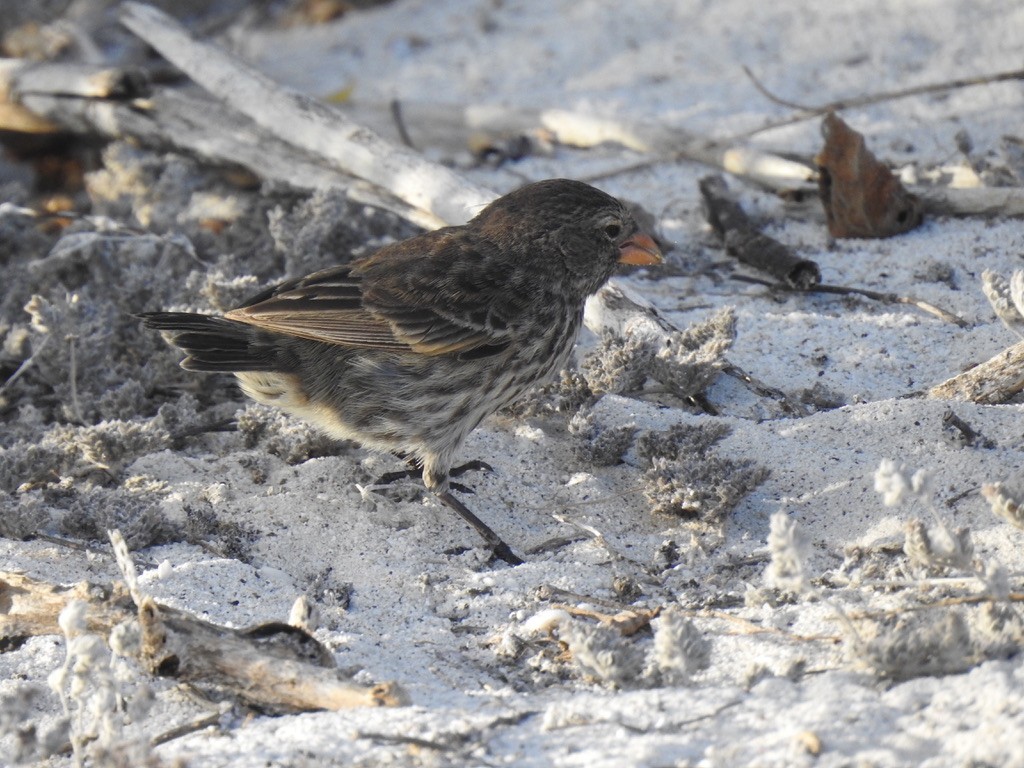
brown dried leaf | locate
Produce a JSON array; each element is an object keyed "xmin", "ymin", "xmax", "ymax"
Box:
[{"xmin": 816, "ymin": 112, "xmax": 922, "ymax": 238}]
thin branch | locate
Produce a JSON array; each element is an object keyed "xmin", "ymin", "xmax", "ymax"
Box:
[
  {"xmin": 619, "ymin": 698, "xmax": 745, "ymax": 734},
  {"xmin": 812, "ymin": 283, "xmax": 968, "ymax": 327},
  {"xmin": 847, "ymin": 592, "xmax": 1024, "ymax": 621},
  {"xmin": 721, "ymin": 361, "xmax": 811, "ymax": 417},
  {"xmin": 577, "ymin": 157, "xmax": 662, "ymax": 184},
  {"xmin": 735, "ymin": 65, "xmax": 1024, "ymax": 139},
  {"xmin": 0, "ymin": 334, "xmax": 49, "ymax": 394},
  {"xmin": 731, "ymin": 274, "xmax": 969, "ymax": 328},
  {"xmin": 150, "ymin": 711, "xmax": 224, "ymax": 748},
  {"xmin": 535, "ymin": 584, "xmax": 638, "ymax": 613},
  {"xmin": 354, "ymin": 731, "xmax": 453, "ymax": 751},
  {"xmin": 742, "ymin": 65, "xmax": 814, "ymax": 111}
]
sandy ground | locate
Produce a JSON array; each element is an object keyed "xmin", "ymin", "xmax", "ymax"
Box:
[{"xmin": 4, "ymin": 0, "xmax": 1024, "ymax": 766}]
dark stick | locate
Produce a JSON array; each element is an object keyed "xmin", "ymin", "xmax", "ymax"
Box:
[
  {"xmin": 699, "ymin": 175, "xmax": 821, "ymax": 289},
  {"xmin": 389, "ymin": 98, "xmax": 417, "ymax": 150},
  {"xmin": 438, "ymin": 491, "xmax": 524, "ymax": 566},
  {"xmin": 721, "ymin": 362, "xmax": 811, "ymax": 417}
]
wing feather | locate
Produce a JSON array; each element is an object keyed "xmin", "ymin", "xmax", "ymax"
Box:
[{"xmin": 225, "ymin": 234, "xmax": 514, "ymax": 358}]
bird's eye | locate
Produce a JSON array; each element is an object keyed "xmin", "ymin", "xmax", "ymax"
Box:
[{"xmin": 604, "ymin": 223, "xmax": 621, "ymax": 239}]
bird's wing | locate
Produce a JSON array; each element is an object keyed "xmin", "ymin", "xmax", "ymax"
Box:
[
  {"xmin": 226, "ymin": 232, "xmax": 515, "ymax": 357},
  {"xmin": 225, "ymin": 265, "xmax": 410, "ymax": 350}
]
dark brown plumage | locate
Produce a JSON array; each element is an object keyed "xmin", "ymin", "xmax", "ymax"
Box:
[{"xmin": 140, "ymin": 178, "xmax": 661, "ymax": 564}]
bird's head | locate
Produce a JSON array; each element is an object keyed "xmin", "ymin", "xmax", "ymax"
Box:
[{"xmin": 471, "ymin": 179, "xmax": 662, "ymax": 299}]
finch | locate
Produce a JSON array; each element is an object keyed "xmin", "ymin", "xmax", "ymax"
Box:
[{"xmin": 140, "ymin": 178, "xmax": 662, "ymax": 564}]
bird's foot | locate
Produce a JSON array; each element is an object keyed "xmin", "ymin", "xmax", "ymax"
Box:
[
  {"xmin": 374, "ymin": 466, "xmax": 420, "ymax": 486},
  {"xmin": 450, "ymin": 459, "xmax": 494, "ymax": 477},
  {"xmin": 374, "ymin": 459, "xmax": 493, "ymax": 493}
]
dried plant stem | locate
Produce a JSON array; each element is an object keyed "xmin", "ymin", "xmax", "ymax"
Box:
[
  {"xmin": 150, "ymin": 711, "xmax": 223, "ymax": 748},
  {"xmin": 354, "ymin": 732, "xmax": 452, "ymax": 751},
  {"xmin": 67, "ymin": 334, "xmax": 83, "ymax": 423},
  {"xmin": 550, "ymin": 603, "xmax": 658, "ymax": 636},
  {"xmin": 389, "ymin": 99, "xmax": 416, "ymax": 150},
  {"xmin": 536, "ymin": 585, "xmax": 638, "ymax": 613},
  {"xmin": 847, "ymin": 592, "xmax": 1024, "ymax": 622},
  {"xmin": 685, "ymin": 609, "xmax": 841, "ymax": 644},
  {"xmin": 0, "ymin": 334, "xmax": 49, "ymax": 395}
]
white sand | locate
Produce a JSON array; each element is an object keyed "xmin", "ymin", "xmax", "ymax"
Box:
[{"xmin": 5, "ymin": 0, "xmax": 1024, "ymax": 765}]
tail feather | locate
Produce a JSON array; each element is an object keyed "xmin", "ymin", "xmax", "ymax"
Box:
[{"xmin": 138, "ymin": 312, "xmax": 288, "ymax": 373}]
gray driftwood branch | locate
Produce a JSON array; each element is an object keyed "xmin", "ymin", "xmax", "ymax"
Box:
[
  {"xmin": 119, "ymin": 1, "xmax": 494, "ymax": 227},
  {"xmin": 0, "ymin": 568, "xmax": 405, "ymax": 712}
]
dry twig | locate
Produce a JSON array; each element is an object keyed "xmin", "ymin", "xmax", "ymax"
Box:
[
  {"xmin": 731, "ymin": 274, "xmax": 969, "ymax": 328},
  {"xmin": 737, "ymin": 64, "xmax": 1024, "ymax": 139}
]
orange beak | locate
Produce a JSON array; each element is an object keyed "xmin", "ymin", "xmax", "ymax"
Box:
[{"xmin": 618, "ymin": 232, "xmax": 663, "ymax": 266}]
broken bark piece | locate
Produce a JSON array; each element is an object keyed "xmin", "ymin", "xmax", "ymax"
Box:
[
  {"xmin": 981, "ymin": 269, "xmax": 1024, "ymax": 337},
  {"xmin": 927, "ymin": 339, "xmax": 1024, "ymax": 404},
  {"xmin": 699, "ymin": 174, "xmax": 821, "ymax": 288},
  {"xmin": 0, "ymin": 59, "xmax": 60, "ymax": 133},
  {"xmin": 0, "ymin": 58, "xmax": 150, "ymax": 133},
  {"xmin": 0, "ymin": 572, "xmax": 133, "ymax": 645},
  {"xmin": 816, "ymin": 112, "xmax": 923, "ymax": 238},
  {"xmin": 7, "ymin": 60, "xmax": 150, "ymax": 101}
]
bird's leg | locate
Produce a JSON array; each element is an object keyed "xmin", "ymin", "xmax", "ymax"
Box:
[
  {"xmin": 373, "ymin": 457, "xmax": 520, "ymax": 564},
  {"xmin": 436, "ymin": 490, "xmax": 524, "ymax": 566}
]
